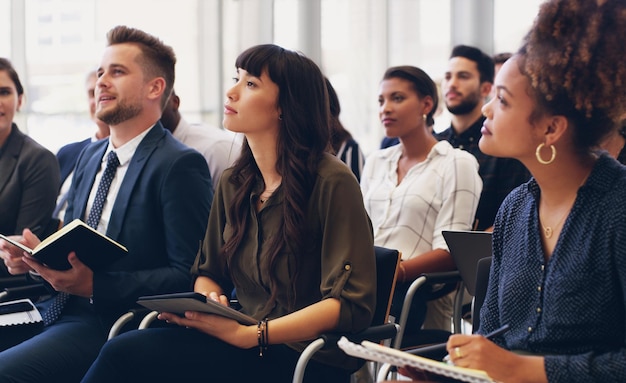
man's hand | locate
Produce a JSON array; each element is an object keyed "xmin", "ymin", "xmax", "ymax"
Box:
[
  {"xmin": 22, "ymin": 252, "xmax": 94, "ymax": 298},
  {"xmin": 0, "ymin": 229, "xmax": 41, "ymax": 275}
]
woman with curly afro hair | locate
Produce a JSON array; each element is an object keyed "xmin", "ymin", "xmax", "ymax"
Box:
[{"xmin": 390, "ymin": 0, "xmax": 626, "ymax": 382}]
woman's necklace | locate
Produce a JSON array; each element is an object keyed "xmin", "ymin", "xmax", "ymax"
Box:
[
  {"xmin": 539, "ymin": 173, "xmax": 589, "ymax": 239},
  {"xmin": 259, "ymin": 180, "xmax": 281, "ymax": 204},
  {"xmin": 259, "ymin": 188, "xmax": 277, "ymax": 204},
  {"xmin": 540, "ymin": 210, "xmax": 569, "ymax": 239}
]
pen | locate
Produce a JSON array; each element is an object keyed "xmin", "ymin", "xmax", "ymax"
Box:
[
  {"xmin": 408, "ymin": 324, "xmax": 510, "ymax": 358},
  {"xmin": 441, "ymin": 324, "xmax": 510, "ymax": 364},
  {"xmin": 483, "ymin": 324, "xmax": 510, "ymax": 340}
]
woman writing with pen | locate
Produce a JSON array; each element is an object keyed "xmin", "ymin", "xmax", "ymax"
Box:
[{"xmin": 390, "ymin": 0, "xmax": 626, "ymax": 382}]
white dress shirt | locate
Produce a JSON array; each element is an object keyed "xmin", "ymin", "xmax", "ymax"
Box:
[{"xmin": 85, "ymin": 126, "xmax": 153, "ymax": 234}]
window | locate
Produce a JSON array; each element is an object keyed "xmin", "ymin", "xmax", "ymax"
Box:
[{"xmin": 4, "ymin": 0, "xmax": 540, "ymax": 156}]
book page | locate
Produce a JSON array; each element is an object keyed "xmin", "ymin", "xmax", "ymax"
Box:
[
  {"xmin": 34, "ymin": 219, "xmax": 127, "ymax": 253},
  {"xmin": 34, "ymin": 219, "xmax": 82, "ymax": 251},
  {"xmin": 338, "ymin": 337, "xmax": 495, "ymax": 383}
]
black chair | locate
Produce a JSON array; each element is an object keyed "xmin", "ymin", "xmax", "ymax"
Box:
[
  {"xmin": 377, "ymin": 255, "xmax": 493, "ymax": 381},
  {"xmin": 291, "ymin": 246, "xmax": 401, "ymax": 383},
  {"xmin": 392, "ymin": 231, "xmax": 493, "ymax": 352},
  {"xmin": 392, "ymin": 271, "xmax": 463, "ymax": 350},
  {"xmin": 470, "ymin": 257, "xmax": 491, "ymax": 332}
]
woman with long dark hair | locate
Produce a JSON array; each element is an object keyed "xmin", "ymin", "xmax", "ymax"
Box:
[{"xmin": 82, "ymin": 44, "xmax": 376, "ymax": 383}]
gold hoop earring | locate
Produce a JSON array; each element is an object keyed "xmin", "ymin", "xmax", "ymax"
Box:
[{"xmin": 536, "ymin": 143, "xmax": 556, "ymax": 165}]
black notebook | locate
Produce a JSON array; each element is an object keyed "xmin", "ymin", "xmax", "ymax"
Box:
[
  {"xmin": 137, "ymin": 292, "xmax": 256, "ymax": 325},
  {"xmin": 0, "ymin": 219, "xmax": 127, "ymax": 271}
]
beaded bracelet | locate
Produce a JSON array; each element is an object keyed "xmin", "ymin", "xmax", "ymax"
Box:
[{"xmin": 257, "ymin": 318, "xmax": 269, "ymax": 356}]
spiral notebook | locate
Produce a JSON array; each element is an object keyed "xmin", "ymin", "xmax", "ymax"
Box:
[{"xmin": 337, "ymin": 337, "xmax": 495, "ymax": 383}]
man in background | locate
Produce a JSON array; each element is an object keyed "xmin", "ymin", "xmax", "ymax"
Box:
[
  {"xmin": 419, "ymin": 45, "xmax": 529, "ymax": 332},
  {"xmin": 54, "ymin": 69, "xmax": 111, "ymax": 221},
  {"xmin": 490, "ymin": 52, "xmax": 512, "ymax": 100},
  {"xmin": 436, "ymin": 45, "xmax": 529, "ymax": 232},
  {"xmin": 160, "ymin": 90, "xmax": 241, "ymax": 190}
]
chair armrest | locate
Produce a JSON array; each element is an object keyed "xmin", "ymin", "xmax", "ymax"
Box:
[
  {"xmin": 393, "ymin": 272, "xmax": 461, "ymax": 349},
  {"xmin": 323, "ymin": 323, "xmax": 399, "ymax": 346},
  {"xmin": 0, "ymin": 275, "xmax": 31, "ymax": 288},
  {"xmin": 418, "ymin": 271, "xmax": 461, "ymax": 285},
  {"xmin": 292, "ymin": 323, "xmax": 399, "ymax": 383},
  {"xmin": 138, "ymin": 310, "xmax": 159, "ymax": 329},
  {"xmin": 0, "ymin": 283, "xmax": 48, "ymax": 302},
  {"xmin": 107, "ymin": 307, "xmax": 154, "ymax": 340}
]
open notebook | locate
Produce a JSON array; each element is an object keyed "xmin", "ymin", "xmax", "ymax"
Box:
[{"xmin": 338, "ymin": 337, "xmax": 495, "ymax": 383}]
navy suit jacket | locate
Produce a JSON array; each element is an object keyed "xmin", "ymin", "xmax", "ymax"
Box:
[
  {"xmin": 56, "ymin": 137, "xmax": 91, "ymax": 185},
  {"xmin": 61, "ymin": 123, "xmax": 213, "ymax": 324}
]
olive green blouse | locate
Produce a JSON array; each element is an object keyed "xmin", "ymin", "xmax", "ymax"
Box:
[{"xmin": 191, "ymin": 153, "xmax": 376, "ymax": 370}]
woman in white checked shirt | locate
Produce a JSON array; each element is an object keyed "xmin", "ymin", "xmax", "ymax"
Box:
[{"xmin": 361, "ymin": 66, "xmax": 482, "ymax": 338}]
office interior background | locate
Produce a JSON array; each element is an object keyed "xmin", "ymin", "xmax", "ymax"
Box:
[{"xmin": 1, "ymin": 0, "xmax": 542, "ymax": 156}]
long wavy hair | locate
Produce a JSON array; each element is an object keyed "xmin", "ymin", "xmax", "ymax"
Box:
[{"xmin": 223, "ymin": 44, "xmax": 330, "ymax": 310}]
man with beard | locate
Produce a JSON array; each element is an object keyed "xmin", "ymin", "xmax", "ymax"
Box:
[
  {"xmin": 435, "ymin": 45, "xmax": 529, "ymax": 232},
  {"xmin": 0, "ymin": 25, "xmax": 212, "ymax": 382}
]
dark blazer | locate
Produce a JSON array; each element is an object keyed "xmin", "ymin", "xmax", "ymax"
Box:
[
  {"xmin": 0, "ymin": 124, "xmax": 60, "ymax": 238},
  {"xmin": 56, "ymin": 137, "xmax": 91, "ymax": 185},
  {"xmin": 63, "ymin": 123, "xmax": 213, "ymax": 323}
]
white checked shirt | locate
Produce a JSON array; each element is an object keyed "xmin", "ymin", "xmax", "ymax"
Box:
[{"xmin": 361, "ymin": 140, "xmax": 482, "ymax": 260}]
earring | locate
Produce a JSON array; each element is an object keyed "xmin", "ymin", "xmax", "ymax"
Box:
[
  {"xmin": 535, "ymin": 143, "xmax": 556, "ymax": 165},
  {"xmin": 422, "ymin": 114, "xmax": 427, "ymax": 122},
  {"xmin": 279, "ymin": 114, "xmax": 283, "ymax": 121}
]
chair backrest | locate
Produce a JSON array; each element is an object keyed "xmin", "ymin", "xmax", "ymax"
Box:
[
  {"xmin": 471, "ymin": 256, "xmax": 492, "ymax": 332},
  {"xmin": 371, "ymin": 246, "xmax": 401, "ymax": 326},
  {"xmin": 442, "ymin": 230, "xmax": 492, "ymax": 296}
]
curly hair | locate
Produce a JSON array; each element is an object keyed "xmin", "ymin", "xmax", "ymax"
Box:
[
  {"xmin": 520, "ymin": 0, "xmax": 626, "ymax": 151},
  {"xmin": 223, "ymin": 44, "xmax": 330, "ymax": 311}
]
